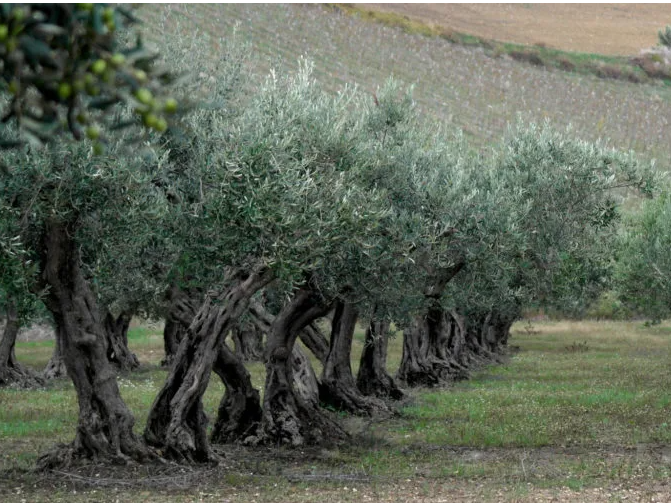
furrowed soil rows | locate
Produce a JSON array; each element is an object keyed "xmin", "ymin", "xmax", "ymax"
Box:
[
  {"xmin": 361, "ymin": 4, "xmax": 671, "ymax": 56},
  {"xmin": 144, "ymin": 4, "xmax": 671, "ymax": 163}
]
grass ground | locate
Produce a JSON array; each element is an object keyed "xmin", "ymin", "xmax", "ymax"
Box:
[{"xmin": 2, "ymin": 320, "xmax": 671, "ymax": 501}]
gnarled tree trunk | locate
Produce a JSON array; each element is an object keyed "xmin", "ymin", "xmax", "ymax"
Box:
[
  {"xmin": 445, "ymin": 310, "xmax": 470, "ymax": 369},
  {"xmin": 249, "ymin": 298, "xmax": 329, "ymax": 365},
  {"xmin": 0, "ymin": 299, "xmax": 44, "ymax": 388},
  {"xmin": 320, "ymin": 301, "xmax": 388, "ymax": 415},
  {"xmin": 291, "ymin": 344, "xmax": 320, "ymax": 408},
  {"xmin": 232, "ymin": 320, "xmax": 264, "ymax": 362},
  {"xmin": 144, "ymin": 268, "xmax": 273, "ymax": 463},
  {"xmin": 43, "ymin": 320, "xmax": 67, "ymax": 379},
  {"xmin": 161, "ymin": 286, "xmax": 198, "ymax": 368},
  {"xmin": 161, "ymin": 318, "xmax": 185, "ymax": 368},
  {"xmin": 397, "ymin": 307, "xmax": 457, "ymax": 386},
  {"xmin": 37, "ymin": 221, "xmax": 151, "ymax": 469},
  {"xmin": 211, "ymin": 343, "xmax": 263, "ymax": 444},
  {"xmin": 298, "ymin": 321, "xmax": 329, "ymax": 365},
  {"xmin": 356, "ymin": 318, "xmax": 403, "ymax": 400},
  {"xmin": 103, "ymin": 309, "xmax": 139, "ymax": 371},
  {"xmin": 256, "ymin": 286, "xmax": 344, "ymax": 446},
  {"xmin": 464, "ymin": 313, "xmax": 504, "ymax": 366},
  {"xmin": 465, "ymin": 311, "xmax": 515, "ymax": 364},
  {"xmin": 397, "ymin": 264, "xmax": 467, "ymax": 387}
]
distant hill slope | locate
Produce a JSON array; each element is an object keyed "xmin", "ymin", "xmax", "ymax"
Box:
[
  {"xmin": 144, "ymin": 4, "xmax": 671, "ymax": 163},
  {"xmin": 360, "ymin": 3, "xmax": 671, "ymax": 56}
]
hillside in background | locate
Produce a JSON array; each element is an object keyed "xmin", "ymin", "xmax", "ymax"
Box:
[
  {"xmin": 144, "ymin": 4, "xmax": 671, "ymax": 163},
  {"xmin": 360, "ymin": 3, "xmax": 671, "ymax": 56}
]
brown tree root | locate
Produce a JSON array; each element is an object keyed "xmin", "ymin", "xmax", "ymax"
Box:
[
  {"xmin": 0, "ymin": 362, "xmax": 45, "ymax": 388},
  {"xmin": 36, "ymin": 435, "xmax": 158, "ymax": 471}
]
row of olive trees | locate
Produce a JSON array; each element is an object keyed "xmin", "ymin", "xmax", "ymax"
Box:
[{"xmin": 0, "ymin": 20, "xmax": 658, "ymax": 467}]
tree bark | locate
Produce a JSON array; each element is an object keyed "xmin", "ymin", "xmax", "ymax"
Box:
[
  {"xmin": 248, "ymin": 298, "xmax": 329, "ymax": 365},
  {"xmin": 210, "ymin": 342, "xmax": 263, "ymax": 444},
  {"xmin": 144, "ymin": 268, "xmax": 273, "ymax": 463},
  {"xmin": 211, "ymin": 301, "xmax": 321, "ymax": 445},
  {"xmin": 0, "ymin": 299, "xmax": 44, "ymax": 388},
  {"xmin": 256, "ymin": 286, "xmax": 345, "ymax": 446},
  {"xmin": 464, "ymin": 311, "xmax": 514, "ymax": 364},
  {"xmin": 161, "ymin": 286, "xmax": 198, "ymax": 368},
  {"xmin": 103, "ymin": 309, "xmax": 139, "ymax": 371},
  {"xmin": 291, "ymin": 344, "xmax": 321, "ymax": 409},
  {"xmin": 161, "ymin": 285, "xmax": 202, "ymax": 367},
  {"xmin": 231, "ymin": 320, "xmax": 264, "ymax": 362},
  {"xmin": 161, "ymin": 318, "xmax": 185, "ymax": 368},
  {"xmin": 446, "ymin": 310, "xmax": 470, "ymax": 368},
  {"xmin": 396, "ymin": 264, "xmax": 467, "ymax": 387},
  {"xmin": 320, "ymin": 301, "xmax": 388, "ymax": 414},
  {"xmin": 298, "ymin": 322, "xmax": 329, "ymax": 365},
  {"xmin": 356, "ymin": 318, "xmax": 404, "ymax": 400},
  {"xmin": 36, "ymin": 221, "xmax": 151, "ymax": 469},
  {"xmin": 43, "ymin": 320, "xmax": 67, "ymax": 379},
  {"xmin": 397, "ymin": 305, "xmax": 471, "ymax": 387}
]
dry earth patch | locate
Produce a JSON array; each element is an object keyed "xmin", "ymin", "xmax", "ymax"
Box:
[{"xmin": 360, "ymin": 4, "xmax": 671, "ymax": 56}]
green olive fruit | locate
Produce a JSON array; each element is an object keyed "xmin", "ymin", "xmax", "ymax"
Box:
[
  {"xmin": 164, "ymin": 98, "xmax": 178, "ymax": 114},
  {"xmin": 143, "ymin": 113, "xmax": 159, "ymax": 129},
  {"xmin": 92, "ymin": 142, "xmax": 104, "ymax": 156},
  {"xmin": 58, "ymin": 82, "xmax": 72, "ymax": 100},
  {"xmin": 102, "ymin": 7, "xmax": 115, "ymax": 22},
  {"xmin": 135, "ymin": 88, "xmax": 153, "ymax": 105},
  {"xmin": 133, "ymin": 69, "xmax": 148, "ymax": 83},
  {"xmin": 86, "ymin": 125, "xmax": 101, "ymax": 140},
  {"xmin": 11, "ymin": 8, "xmax": 25, "ymax": 23},
  {"xmin": 0, "ymin": 25, "xmax": 8, "ymax": 42},
  {"xmin": 110, "ymin": 53, "xmax": 125, "ymax": 67},
  {"xmin": 78, "ymin": 4, "xmax": 94, "ymax": 12},
  {"xmin": 86, "ymin": 83, "xmax": 100, "ymax": 96},
  {"xmin": 102, "ymin": 68, "xmax": 115, "ymax": 84},
  {"xmin": 72, "ymin": 79, "xmax": 84, "ymax": 92},
  {"xmin": 91, "ymin": 59, "xmax": 107, "ymax": 75},
  {"xmin": 155, "ymin": 117, "xmax": 168, "ymax": 133}
]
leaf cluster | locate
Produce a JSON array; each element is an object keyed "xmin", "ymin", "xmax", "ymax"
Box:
[{"xmin": 0, "ymin": 4, "xmax": 182, "ymax": 151}]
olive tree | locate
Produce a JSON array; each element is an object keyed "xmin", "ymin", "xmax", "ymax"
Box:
[
  {"xmin": 141, "ymin": 60, "xmax": 396, "ymax": 458},
  {"xmin": 439, "ymin": 122, "xmax": 657, "ymax": 371},
  {"xmin": 0, "ymin": 218, "xmax": 44, "ymax": 387},
  {"xmin": 0, "ymin": 125, "xmax": 169, "ymax": 467},
  {"xmin": 392, "ymin": 118, "xmax": 656, "ymax": 387},
  {"xmin": 615, "ymin": 192, "xmax": 671, "ymax": 321}
]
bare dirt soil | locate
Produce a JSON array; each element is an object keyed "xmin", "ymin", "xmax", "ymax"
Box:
[
  {"xmin": 361, "ymin": 4, "xmax": 671, "ymax": 56},
  {"xmin": 5, "ymin": 445, "xmax": 671, "ymax": 502}
]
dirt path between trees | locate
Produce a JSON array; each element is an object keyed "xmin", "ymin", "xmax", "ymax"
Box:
[{"xmin": 6, "ymin": 443, "xmax": 671, "ymax": 502}]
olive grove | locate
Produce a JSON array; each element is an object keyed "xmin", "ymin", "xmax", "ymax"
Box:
[{"xmin": 0, "ymin": 12, "xmax": 660, "ymax": 470}]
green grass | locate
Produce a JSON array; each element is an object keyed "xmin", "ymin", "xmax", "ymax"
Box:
[
  {"xmin": 387, "ymin": 321, "xmax": 671, "ymax": 449},
  {"xmin": 3, "ymin": 320, "xmax": 671, "ymax": 500}
]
